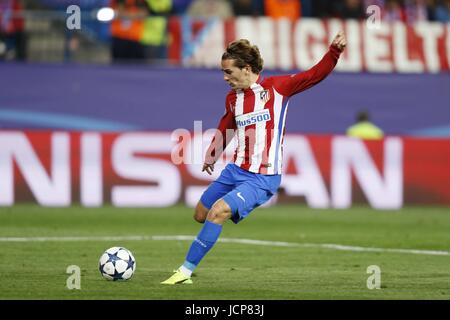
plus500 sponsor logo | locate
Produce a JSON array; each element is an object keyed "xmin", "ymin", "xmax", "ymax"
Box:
[{"xmin": 236, "ymin": 110, "xmax": 271, "ymax": 128}]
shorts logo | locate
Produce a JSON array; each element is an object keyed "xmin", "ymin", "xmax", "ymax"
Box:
[
  {"xmin": 260, "ymin": 90, "xmax": 270, "ymax": 103},
  {"xmin": 235, "ymin": 109, "xmax": 271, "ymax": 128},
  {"xmin": 237, "ymin": 192, "xmax": 246, "ymax": 202}
]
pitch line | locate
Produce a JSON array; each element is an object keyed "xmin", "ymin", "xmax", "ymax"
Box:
[{"xmin": 0, "ymin": 235, "xmax": 448, "ymax": 256}]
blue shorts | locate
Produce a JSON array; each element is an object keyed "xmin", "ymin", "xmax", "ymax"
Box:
[{"xmin": 200, "ymin": 163, "xmax": 281, "ymax": 224}]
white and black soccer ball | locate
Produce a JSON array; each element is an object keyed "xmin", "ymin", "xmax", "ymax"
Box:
[{"xmin": 99, "ymin": 247, "xmax": 136, "ymax": 281}]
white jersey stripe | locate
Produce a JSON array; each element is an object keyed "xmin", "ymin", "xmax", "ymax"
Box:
[
  {"xmin": 234, "ymin": 90, "xmax": 245, "ymax": 167},
  {"xmin": 249, "ymin": 84, "xmax": 267, "ymax": 172},
  {"xmin": 267, "ymin": 89, "xmax": 283, "ymax": 175},
  {"xmin": 276, "ymin": 100, "xmax": 289, "ymax": 173}
]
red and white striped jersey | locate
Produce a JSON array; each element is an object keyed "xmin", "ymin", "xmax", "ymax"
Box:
[{"xmin": 206, "ymin": 45, "xmax": 342, "ymax": 175}]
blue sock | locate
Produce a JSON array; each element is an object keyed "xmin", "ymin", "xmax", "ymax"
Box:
[{"xmin": 183, "ymin": 220, "xmax": 223, "ymax": 272}]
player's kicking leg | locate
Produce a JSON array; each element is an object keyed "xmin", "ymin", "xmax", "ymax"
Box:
[{"xmin": 161, "ymin": 199, "xmax": 231, "ymax": 285}]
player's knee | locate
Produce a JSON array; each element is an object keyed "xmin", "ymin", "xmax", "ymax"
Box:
[
  {"xmin": 207, "ymin": 200, "xmax": 231, "ymax": 224},
  {"xmin": 194, "ymin": 202, "xmax": 207, "ymax": 223},
  {"xmin": 193, "ymin": 211, "xmax": 206, "ymax": 223}
]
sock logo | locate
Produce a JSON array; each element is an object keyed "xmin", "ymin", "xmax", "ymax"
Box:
[{"xmin": 194, "ymin": 238, "xmax": 207, "ymax": 248}]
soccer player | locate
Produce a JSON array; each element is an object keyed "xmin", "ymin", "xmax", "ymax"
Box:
[{"xmin": 161, "ymin": 31, "xmax": 347, "ymax": 285}]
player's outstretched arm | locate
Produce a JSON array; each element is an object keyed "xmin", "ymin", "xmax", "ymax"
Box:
[{"xmin": 274, "ymin": 31, "xmax": 347, "ymax": 97}]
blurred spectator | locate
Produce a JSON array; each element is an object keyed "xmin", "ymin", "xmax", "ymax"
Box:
[
  {"xmin": 0, "ymin": 0, "xmax": 26, "ymax": 61},
  {"xmin": 336, "ymin": 0, "xmax": 366, "ymax": 19},
  {"xmin": 187, "ymin": 0, "xmax": 233, "ymax": 18},
  {"xmin": 404, "ymin": 0, "xmax": 428, "ymax": 23},
  {"xmin": 39, "ymin": 0, "xmax": 110, "ymax": 9},
  {"xmin": 111, "ymin": 0, "xmax": 171, "ymax": 63},
  {"xmin": 347, "ymin": 110, "xmax": 384, "ymax": 140},
  {"xmin": 425, "ymin": 0, "xmax": 437, "ymax": 21},
  {"xmin": 435, "ymin": 0, "xmax": 450, "ymax": 21},
  {"xmin": 141, "ymin": 0, "xmax": 173, "ymax": 60},
  {"xmin": 364, "ymin": 0, "xmax": 385, "ymax": 7},
  {"xmin": 383, "ymin": 0, "xmax": 407, "ymax": 22},
  {"xmin": 312, "ymin": 0, "xmax": 337, "ymax": 18},
  {"xmin": 301, "ymin": 0, "xmax": 313, "ymax": 17},
  {"xmin": 111, "ymin": 0, "xmax": 151, "ymax": 61},
  {"xmin": 172, "ymin": 0, "xmax": 193, "ymax": 14},
  {"xmin": 264, "ymin": 0, "xmax": 302, "ymax": 21},
  {"xmin": 229, "ymin": 0, "xmax": 264, "ymax": 16}
]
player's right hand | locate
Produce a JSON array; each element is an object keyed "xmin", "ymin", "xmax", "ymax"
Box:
[{"xmin": 202, "ymin": 163, "xmax": 215, "ymax": 175}]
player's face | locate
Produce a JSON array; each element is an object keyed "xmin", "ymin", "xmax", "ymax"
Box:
[{"xmin": 221, "ymin": 59, "xmax": 251, "ymax": 90}]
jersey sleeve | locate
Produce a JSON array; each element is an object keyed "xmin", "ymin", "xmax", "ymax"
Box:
[
  {"xmin": 271, "ymin": 45, "xmax": 342, "ymax": 97},
  {"xmin": 204, "ymin": 94, "xmax": 236, "ymax": 164}
]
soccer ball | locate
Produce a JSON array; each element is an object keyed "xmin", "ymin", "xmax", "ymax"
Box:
[{"xmin": 98, "ymin": 247, "xmax": 136, "ymax": 281}]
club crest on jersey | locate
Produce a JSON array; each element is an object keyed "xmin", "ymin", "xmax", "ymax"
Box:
[{"xmin": 260, "ymin": 90, "xmax": 270, "ymax": 103}]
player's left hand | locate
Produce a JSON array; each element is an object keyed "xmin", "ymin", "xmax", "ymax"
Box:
[
  {"xmin": 202, "ymin": 162, "xmax": 215, "ymax": 175},
  {"xmin": 332, "ymin": 31, "xmax": 347, "ymax": 52}
]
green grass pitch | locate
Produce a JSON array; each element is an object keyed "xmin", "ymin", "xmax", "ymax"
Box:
[{"xmin": 0, "ymin": 204, "xmax": 449, "ymax": 300}]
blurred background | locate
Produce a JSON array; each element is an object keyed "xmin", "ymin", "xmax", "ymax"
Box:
[
  {"xmin": 1, "ymin": 0, "xmax": 450, "ymax": 64},
  {"xmin": 0, "ymin": 0, "xmax": 449, "ymax": 208},
  {"xmin": 1, "ymin": 0, "xmax": 449, "ymax": 134}
]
